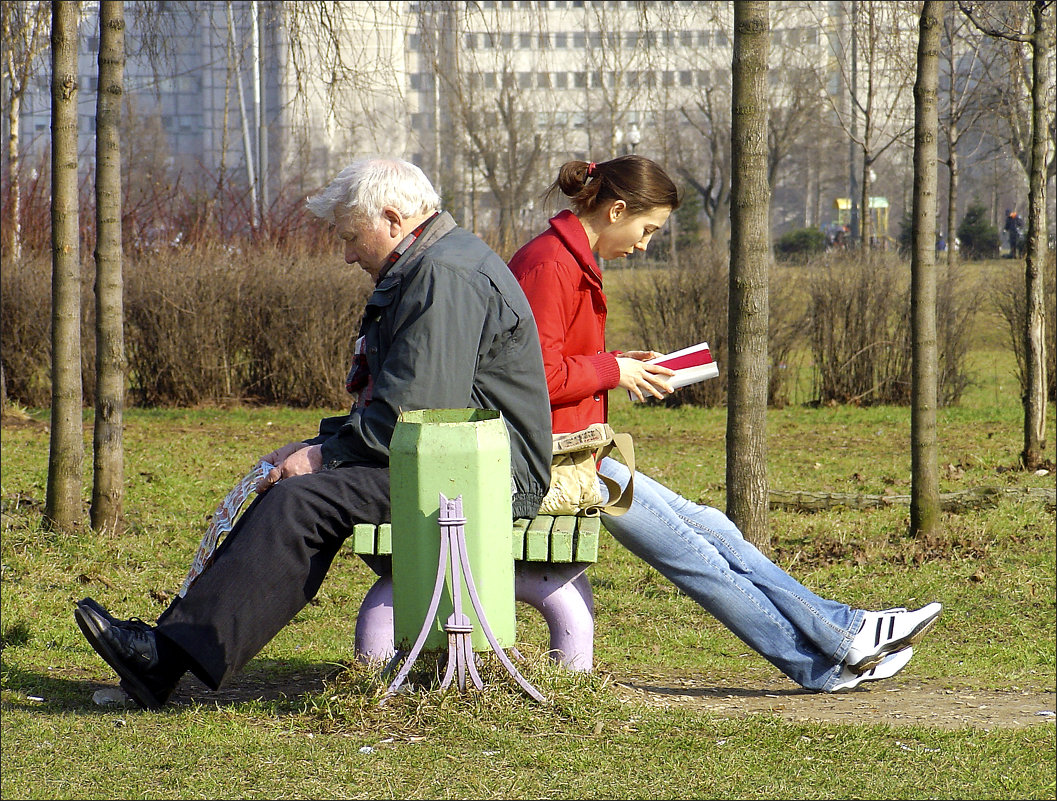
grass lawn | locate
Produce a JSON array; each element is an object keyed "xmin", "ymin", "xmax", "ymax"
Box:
[{"xmin": 2, "ymin": 254, "xmax": 1055, "ymax": 798}]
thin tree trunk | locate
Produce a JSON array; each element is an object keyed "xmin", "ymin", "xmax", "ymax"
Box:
[
  {"xmin": 91, "ymin": 0, "xmax": 125, "ymax": 533},
  {"xmin": 5, "ymin": 82, "xmax": 22, "ymax": 262},
  {"xmin": 45, "ymin": 0, "xmax": 83, "ymax": 532},
  {"xmin": 727, "ymin": 1, "xmax": 771, "ymax": 551},
  {"xmin": 910, "ymin": 0, "xmax": 944, "ymax": 538},
  {"xmin": 1022, "ymin": 1, "xmax": 1052, "ymax": 469},
  {"xmin": 945, "ymin": 104, "xmax": 959, "ymax": 270}
]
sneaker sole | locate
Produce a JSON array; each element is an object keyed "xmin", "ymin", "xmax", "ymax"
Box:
[
  {"xmin": 847, "ymin": 612, "xmax": 940, "ymax": 675},
  {"xmin": 74, "ymin": 603, "xmax": 164, "ymax": 710}
]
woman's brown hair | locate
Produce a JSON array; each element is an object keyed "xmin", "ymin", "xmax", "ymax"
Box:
[{"xmin": 544, "ymin": 155, "xmax": 682, "ymax": 216}]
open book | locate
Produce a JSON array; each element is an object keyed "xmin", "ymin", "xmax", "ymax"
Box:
[{"xmin": 628, "ymin": 341, "xmax": 719, "ymax": 401}]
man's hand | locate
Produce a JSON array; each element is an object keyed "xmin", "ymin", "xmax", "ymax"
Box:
[
  {"xmin": 257, "ymin": 444, "xmax": 324, "ymax": 492},
  {"xmin": 261, "ymin": 441, "xmax": 309, "ymax": 467}
]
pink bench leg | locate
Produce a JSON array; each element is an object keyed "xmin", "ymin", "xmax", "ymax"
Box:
[
  {"xmin": 354, "ymin": 575, "xmax": 396, "ymax": 664},
  {"xmin": 514, "ymin": 562, "xmax": 594, "ymax": 672},
  {"xmin": 354, "ymin": 565, "xmax": 595, "ymax": 672}
]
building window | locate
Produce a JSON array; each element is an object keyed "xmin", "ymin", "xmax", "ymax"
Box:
[
  {"xmin": 680, "ymin": 70, "xmax": 692, "ymax": 86},
  {"xmin": 573, "ymin": 71, "xmax": 586, "ymax": 88},
  {"xmin": 573, "ymin": 31, "xmax": 585, "ymax": 48},
  {"xmin": 465, "ymin": 32, "xmax": 477, "ymax": 49},
  {"xmin": 484, "ymin": 72, "xmax": 497, "ymax": 89},
  {"xmin": 554, "ymin": 32, "xmax": 567, "ymax": 47},
  {"xmin": 663, "ymin": 70, "xmax": 675, "ymax": 87},
  {"xmin": 501, "ymin": 32, "xmax": 514, "ymax": 49},
  {"xmin": 520, "ymin": 33, "xmax": 532, "ymax": 48},
  {"xmin": 698, "ymin": 31, "xmax": 710, "ymax": 47},
  {"xmin": 539, "ymin": 33, "xmax": 550, "ymax": 48},
  {"xmin": 554, "ymin": 71, "xmax": 568, "ymax": 88},
  {"xmin": 537, "ymin": 72, "xmax": 551, "ymax": 88},
  {"xmin": 519, "ymin": 72, "xmax": 532, "ymax": 89}
]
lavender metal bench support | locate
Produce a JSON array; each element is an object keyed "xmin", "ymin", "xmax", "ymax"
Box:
[{"xmin": 352, "ymin": 513, "xmax": 599, "ymax": 674}]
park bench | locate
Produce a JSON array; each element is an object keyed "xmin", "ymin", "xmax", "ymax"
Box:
[{"xmin": 350, "ymin": 513, "xmax": 601, "ymax": 672}]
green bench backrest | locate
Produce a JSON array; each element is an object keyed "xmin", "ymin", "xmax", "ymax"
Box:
[{"xmin": 350, "ymin": 514, "xmax": 600, "ymax": 563}]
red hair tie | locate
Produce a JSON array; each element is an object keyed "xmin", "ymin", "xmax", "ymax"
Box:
[{"xmin": 587, "ymin": 162, "xmax": 596, "ymax": 177}]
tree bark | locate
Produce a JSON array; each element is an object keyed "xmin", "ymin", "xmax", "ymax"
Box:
[
  {"xmin": 1021, "ymin": 0, "xmax": 1052, "ymax": 469},
  {"xmin": 727, "ymin": 1, "xmax": 771, "ymax": 551},
  {"xmin": 2, "ymin": 1, "xmax": 50, "ymax": 262},
  {"xmin": 91, "ymin": 0, "xmax": 125, "ymax": 533},
  {"xmin": 910, "ymin": 0, "xmax": 945, "ymax": 538},
  {"xmin": 45, "ymin": 0, "xmax": 83, "ymax": 532}
]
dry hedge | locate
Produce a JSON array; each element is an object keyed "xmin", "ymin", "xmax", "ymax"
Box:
[{"xmin": 2, "ymin": 245, "xmax": 373, "ymax": 409}]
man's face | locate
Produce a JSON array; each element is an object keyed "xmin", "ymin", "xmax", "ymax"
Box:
[{"xmin": 335, "ymin": 207, "xmax": 398, "ymax": 283}]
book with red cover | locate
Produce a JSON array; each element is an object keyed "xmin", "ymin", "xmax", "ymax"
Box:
[{"xmin": 629, "ymin": 341, "xmax": 719, "ymax": 401}]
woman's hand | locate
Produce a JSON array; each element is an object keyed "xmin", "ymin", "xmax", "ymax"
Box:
[
  {"xmin": 621, "ymin": 349, "xmax": 661, "ymax": 362},
  {"xmin": 617, "ymin": 356, "xmax": 675, "ymax": 402}
]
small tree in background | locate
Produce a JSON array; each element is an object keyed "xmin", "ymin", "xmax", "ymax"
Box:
[{"xmin": 956, "ymin": 201, "xmax": 1000, "ymax": 259}]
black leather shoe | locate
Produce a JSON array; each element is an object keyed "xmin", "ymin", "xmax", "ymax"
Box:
[{"xmin": 74, "ymin": 600, "xmax": 176, "ymax": 710}]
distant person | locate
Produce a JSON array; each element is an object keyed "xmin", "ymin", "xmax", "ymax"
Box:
[
  {"xmin": 1005, "ymin": 209, "xmax": 1024, "ymax": 258},
  {"xmin": 936, "ymin": 233, "xmax": 947, "ymax": 252},
  {"xmin": 509, "ymin": 155, "xmax": 942, "ymax": 693},
  {"xmin": 73, "ymin": 157, "xmax": 553, "ymax": 709}
]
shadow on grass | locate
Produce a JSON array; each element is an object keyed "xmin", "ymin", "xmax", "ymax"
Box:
[{"xmin": 1, "ymin": 656, "xmax": 360, "ymax": 714}]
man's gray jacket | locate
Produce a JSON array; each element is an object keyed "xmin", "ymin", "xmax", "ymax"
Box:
[{"xmin": 311, "ymin": 212, "xmax": 551, "ymax": 519}]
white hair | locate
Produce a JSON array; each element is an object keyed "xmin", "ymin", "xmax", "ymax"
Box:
[{"xmin": 305, "ymin": 157, "xmax": 441, "ymax": 223}]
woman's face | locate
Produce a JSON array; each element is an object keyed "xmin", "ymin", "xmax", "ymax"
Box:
[{"xmin": 595, "ymin": 201, "xmax": 672, "ymax": 261}]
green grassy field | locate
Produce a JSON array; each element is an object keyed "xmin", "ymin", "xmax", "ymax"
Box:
[{"xmin": 2, "ymin": 258, "xmax": 1055, "ymax": 798}]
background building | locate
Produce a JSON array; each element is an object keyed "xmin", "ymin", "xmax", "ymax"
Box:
[{"xmin": 6, "ymin": 0, "xmax": 1038, "ymax": 253}]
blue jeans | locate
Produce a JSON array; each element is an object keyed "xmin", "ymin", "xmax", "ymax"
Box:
[{"xmin": 598, "ymin": 457, "xmax": 864, "ymax": 691}]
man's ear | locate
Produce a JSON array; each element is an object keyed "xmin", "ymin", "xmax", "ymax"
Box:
[
  {"xmin": 609, "ymin": 200, "xmax": 627, "ymax": 222},
  {"xmin": 382, "ymin": 206, "xmax": 403, "ymax": 236}
]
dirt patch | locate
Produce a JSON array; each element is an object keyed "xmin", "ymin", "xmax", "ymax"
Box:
[
  {"xmin": 613, "ymin": 674, "xmax": 1057, "ymax": 730},
  {"xmin": 82, "ymin": 664, "xmax": 1057, "ymax": 730}
]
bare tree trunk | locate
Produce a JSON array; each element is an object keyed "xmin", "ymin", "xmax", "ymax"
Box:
[
  {"xmin": 4, "ymin": 77, "xmax": 22, "ymax": 262},
  {"xmin": 910, "ymin": 0, "xmax": 944, "ymax": 538},
  {"xmin": 727, "ymin": 1, "xmax": 771, "ymax": 551},
  {"xmin": 945, "ymin": 119, "xmax": 958, "ymax": 270},
  {"xmin": 1022, "ymin": 0, "xmax": 1053, "ymax": 469},
  {"xmin": 45, "ymin": 0, "xmax": 83, "ymax": 532},
  {"xmin": 2, "ymin": 1, "xmax": 50, "ymax": 262},
  {"xmin": 91, "ymin": 0, "xmax": 125, "ymax": 533}
]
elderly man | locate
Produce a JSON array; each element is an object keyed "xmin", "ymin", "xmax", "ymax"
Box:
[{"xmin": 74, "ymin": 157, "xmax": 552, "ymax": 709}]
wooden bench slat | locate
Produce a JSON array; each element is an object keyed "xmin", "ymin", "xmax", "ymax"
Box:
[
  {"xmin": 348, "ymin": 515, "xmax": 598, "ymax": 564},
  {"xmin": 376, "ymin": 523, "xmax": 392, "ymax": 555},
  {"xmin": 574, "ymin": 516, "xmax": 601, "ymax": 562},
  {"xmin": 511, "ymin": 517, "xmax": 531, "ymax": 560},
  {"xmin": 549, "ymin": 515, "xmax": 576, "ymax": 562},
  {"xmin": 525, "ymin": 515, "xmax": 554, "ymax": 561},
  {"xmin": 352, "ymin": 523, "xmax": 377, "ymax": 555}
]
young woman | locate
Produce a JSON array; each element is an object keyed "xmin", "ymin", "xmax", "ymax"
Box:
[{"xmin": 509, "ymin": 155, "xmax": 942, "ymax": 692}]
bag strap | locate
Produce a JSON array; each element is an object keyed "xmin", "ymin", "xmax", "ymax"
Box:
[{"xmin": 592, "ymin": 431, "xmax": 635, "ymax": 516}]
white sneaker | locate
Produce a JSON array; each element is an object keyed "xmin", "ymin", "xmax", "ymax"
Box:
[
  {"xmin": 845, "ymin": 602, "xmax": 942, "ymax": 674},
  {"xmin": 830, "ymin": 647, "xmax": 913, "ymax": 692}
]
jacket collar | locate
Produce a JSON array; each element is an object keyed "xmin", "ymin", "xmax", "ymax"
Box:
[
  {"xmin": 377, "ymin": 211, "xmax": 457, "ymax": 286},
  {"xmin": 549, "ymin": 210, "xmax": 602, "ymax": 289}
]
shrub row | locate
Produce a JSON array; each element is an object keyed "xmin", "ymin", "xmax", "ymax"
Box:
[
  {"xmin": 2, "ymin": 247, "xmax": 1052, "ymax": 411},
  {"xmin": 1, "ymin": 245, "xmax": 373, "ymax": 409},
  {"xmin": 617, "ymin": 249, "xmax": 995, "ymax": 408}
]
